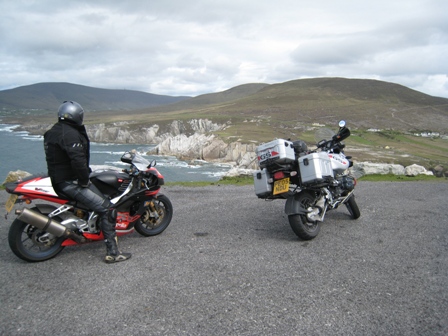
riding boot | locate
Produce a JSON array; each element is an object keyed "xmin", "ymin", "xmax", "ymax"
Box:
[{"xmin": 100, "ymin": 214, "xmax": 131, "ymax": 263}]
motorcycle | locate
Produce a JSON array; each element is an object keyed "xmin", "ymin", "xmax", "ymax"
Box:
[
  {"xmin": 4, "ymin": 150, "xmax": 173, "ymax": 262},
  {"xmin": 253, "ymin": 120, "xmax": 360, "ymax": 240}
]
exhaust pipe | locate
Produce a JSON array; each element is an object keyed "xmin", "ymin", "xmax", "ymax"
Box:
[{"xmin": 15, "ymin": 208, "xmax": 87, "ymax": 243}]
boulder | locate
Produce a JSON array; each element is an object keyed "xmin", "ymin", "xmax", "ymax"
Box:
[
  {"xmin": 405, "ymin": 164, "xmax": 433, "ymax": 176},
  {"xmin": 430, "ymin": 164, "xmax": 445, "ymax": 178},
  {"xmin": 153, "ymin": 133, "xmax": 259, "ymax": 169},
  {"xmin": 225, "ymin": 167, "xmax": 255, "ymax": 177},
  {"xmin": 3, "ymin": 170, "xmax": 32, "ymax": 184},
  {"xmin": 152, "ymin": 133, "xmax": 216, "ymax": 159},
  {"xmin": 202, "ymin": 138, "xmax": 228, "ymax": 160},
  {"xmin": 349, "ymin": 162, "xmax": 405, "ymax": 178}
]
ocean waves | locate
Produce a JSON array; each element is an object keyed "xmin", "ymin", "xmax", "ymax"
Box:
[{"xmin": 0, "ymin": 124, "xmax": 230, "ymax": 182}]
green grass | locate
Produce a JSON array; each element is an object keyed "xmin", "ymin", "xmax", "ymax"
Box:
[
  {"xmin": 165, "ymin": 175, "xmax": 254, "ymax": 187},
  {"xmin": 164, "ymin": 174, "xmax": 447, "ymax": 187},
  {"xmin": 358, "ymin": 174, "xmax": 446, "ymax": 182}
]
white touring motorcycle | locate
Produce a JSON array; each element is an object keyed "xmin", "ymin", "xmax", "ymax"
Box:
[{"xmin": 253, "ymin": 120, "xmax": 360, "ymax": 240}]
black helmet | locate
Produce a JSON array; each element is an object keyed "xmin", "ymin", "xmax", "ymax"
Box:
[{"xmin": 58, "ymin": 101, "xmax": 84, "ymax": 126}]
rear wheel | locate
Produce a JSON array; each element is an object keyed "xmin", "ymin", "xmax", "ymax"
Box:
[
  {"xmin": 288, "ymin": 191, "xmax": 321, "ymax": 240},
  {"xmin": 8, "ymin": 207, "xmax": 65, "ymax": 262},
  {"xmin": 134, "ymin": 195, "xmax": 173, "ymax": 236},
  {"xmin": 345, "ymin": 195, "xmax": 361, "ymax": 219}
]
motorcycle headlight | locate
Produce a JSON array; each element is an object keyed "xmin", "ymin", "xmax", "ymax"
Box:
[{"xmin": 342, "ymin": 176, "xmax": 355, "ymax": 191}]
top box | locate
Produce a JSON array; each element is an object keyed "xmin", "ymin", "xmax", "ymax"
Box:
[{"xmin": 256, "ymin": 139, "xmax": 296, "ymax": 168}]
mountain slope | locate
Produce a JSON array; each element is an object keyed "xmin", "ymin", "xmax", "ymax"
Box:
[
  {"xmin": 136, "ymin": 77, "xmax": 448, "ymax": 133},
  {"xmin": 0, "ymin": 82, "xmax": 190, "ymax": 111},
  {"xmin": 2, "ymin": 78, "xmax": 448, "ymax": 134}
]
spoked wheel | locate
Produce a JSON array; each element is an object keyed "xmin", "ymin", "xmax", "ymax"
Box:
[
  {"xmin": 288, "ymin": 191, "xmax": 321, "ymax": 240},
  {"xmin": 345, "ymin": 194, "xmax": 361, "ymax": 219},
  {"xmin": 8, "ymin": 207, "xmax": 65, "ymax": 262},
  {"xmin": 134, "ymin": 195, "xmax": 173, "ymax": 236}
]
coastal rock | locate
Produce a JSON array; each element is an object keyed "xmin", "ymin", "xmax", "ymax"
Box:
[
  {"xmin": 405, "ymin": 164, "xmax": 433, "ymax": 176},
  {"xmin": 3, "ymin": 170, "xmax": 32, "ymax": 184},
  {"xmin": 189, "ymin": 119, "xmax": 223, "ymax": 133},
  {"xmin": 85, "ymin": 119, "xmax": 225, "ymax": 144},
  {"xmin": 152, "ymin": 133, "xmax": 216, "ymax": 159},
  {"xmin": 87, "ymin": 123, "xmax": 161, "ymax": 143},
  {"xmin": 225, "ymin": 167, "xmax": 255, "ymax": 177},
  {"xmin": 201, "ymin": 138, "xmax": 228, "ymax": 159},
  {"xmin": 349, "ymin": 162, "xmax": 405, "ymax": 178},
  {"xmin": 221, "ymin": 142, "xmax": 258, "ymax": 168},
  {"xmin": 430, "ymin": 164, "xmax": 445, "ymax": 177},
  {"xmin": 152, "ymin": 133, "xmax": 259, "ymax": 168}
]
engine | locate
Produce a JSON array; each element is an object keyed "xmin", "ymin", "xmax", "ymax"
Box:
[{"xmin": 330, "ymin": 175, "xmax": 356, "ymax": 198}]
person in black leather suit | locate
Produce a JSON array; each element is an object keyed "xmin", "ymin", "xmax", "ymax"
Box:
[{"xmin": 44, "ymin": 101, "xmax": 131, "ymax": 263}]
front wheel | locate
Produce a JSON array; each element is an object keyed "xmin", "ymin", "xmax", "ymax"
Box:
[
  {"xmin": 8, "ymin": 207, "xmax": 65, "ymax": 262},
  {"xmin": 134, "ymin": 195, "xmax": 173, "ymax": 236},
  {"xmin": 345, "ymin": 195, "xmax": 361, "ymax": 219},
  {"xmin": 288, "ymin": 191, "xmax": 321, "ymax": 240}
]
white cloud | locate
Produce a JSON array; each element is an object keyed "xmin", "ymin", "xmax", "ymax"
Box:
[{"xmin": 0, "ymin": 0, "xmax": 447, "ymax": 98}]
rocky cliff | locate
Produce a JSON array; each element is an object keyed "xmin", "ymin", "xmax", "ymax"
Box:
[
  {"xmin": 145, "ymin": 119, "xmax": 256, "ymax": 169},
  {"xmin": 151, "ymin": 133, "xmax": 258, "ymax": 168},
  {"xmin": 86, "ymin": 119, "xmax": 224, "ymax": 144},
  {"xmin": 85, "ymin": 118, "xmax": 259, "ymax": 168},
  {"xmin": 16, "ymin": 118, "xmax": 447, "ymax": 177},
  {"xmin": 18, "ymin": 118, "xmax": 258, "ymax": 168}
]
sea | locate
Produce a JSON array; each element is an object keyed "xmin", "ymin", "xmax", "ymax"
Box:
[{"xmin": 0, "ymin": 124, "xmax": 232, "ymax": 183}]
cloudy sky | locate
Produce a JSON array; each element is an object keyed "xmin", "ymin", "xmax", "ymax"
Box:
[{"xmin": 1, "ymin": 0, "xmax": 447, "ymax": 98}]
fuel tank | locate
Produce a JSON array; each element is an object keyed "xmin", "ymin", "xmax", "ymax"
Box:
[
  {"xmin": 328, "ymin": 153, "xmax": 350, "ymax": 173},
  {"xmin": 90, "ymin": 169, "xmax": 130, "ymax": 198}
]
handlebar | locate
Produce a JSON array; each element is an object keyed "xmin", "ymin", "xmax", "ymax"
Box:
[{"xmin": 315, "ymin": 126, "xmax": 350, "ymax": 152}]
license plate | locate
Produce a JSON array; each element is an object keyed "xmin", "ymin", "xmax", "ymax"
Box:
[
  {"xmin": 273, "ymin": 178, "xmax": 290, "ymax": 195},
  {"xmin": 5, "ymin": 194, "xmax": 18, "ymax": 213}
]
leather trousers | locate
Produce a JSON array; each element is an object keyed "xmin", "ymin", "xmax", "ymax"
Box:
[{"xmin": 56, "ymin": 181, "xmax": 118, "ymax": 255}]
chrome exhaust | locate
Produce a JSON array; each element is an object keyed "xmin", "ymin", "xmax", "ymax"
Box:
[{"xmin": 15, "ymin": 208, "xmax": 86, "ymax": 243}]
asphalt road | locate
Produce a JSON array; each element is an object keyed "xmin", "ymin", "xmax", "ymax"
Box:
[{"xmin": 0, "ymin": 181, "xmax": 447, "ymax": 336}]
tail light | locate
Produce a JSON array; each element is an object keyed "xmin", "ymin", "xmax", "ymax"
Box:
[{"xmin": 273, "ymin": 171, "xmax": 286, "ymax": 180}]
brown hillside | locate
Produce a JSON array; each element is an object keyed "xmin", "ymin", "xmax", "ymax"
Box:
[{"xmin": 120, "ymin": 77, "xmax": 448, "ymax": 134}]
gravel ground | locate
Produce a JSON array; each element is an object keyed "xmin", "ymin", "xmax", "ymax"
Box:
[{"xmin": 0, "ymin": 181, "xmax": 447, "ymax": 336}]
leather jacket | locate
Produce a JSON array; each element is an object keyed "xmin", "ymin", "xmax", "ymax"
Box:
[{"xmin": 44, "ymin": 120, "xmax": 91, "ymax": 186}]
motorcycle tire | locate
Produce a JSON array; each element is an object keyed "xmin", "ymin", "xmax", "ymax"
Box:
[
  {"xmin": 288, "ymin": 191, "xmax": 321, "ymax": 240},
  {"xmin": 345, "ymin": 195, "xmax": 361, "ymax": 219},
  {"xmin": 8, "ymin": 206, "xmax": 65, "ymax": 262},
  {"xmin": 134, "ymin": 194, "xmax": 173, "ymax": 237}
]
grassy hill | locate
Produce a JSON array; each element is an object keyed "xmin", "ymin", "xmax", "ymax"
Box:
[
  {"xmin": 0, "ymin": 82, "xmax": 189, "ymax": 111},
  {"xmin": 162, "ymin": 77, "xmax": 448, "ymax": 131},
  {"xmin": 1, "ymin": 77, "xmax": 447, "ymax": 168},
  {"xmin": 92, "ymin": 77, "xmax": 448, "ymax": 168}
]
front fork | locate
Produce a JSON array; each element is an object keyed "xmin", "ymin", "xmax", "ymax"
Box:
[{"xmin": 142, "ymin": 199, "xmax": 160, "ymax": 221}]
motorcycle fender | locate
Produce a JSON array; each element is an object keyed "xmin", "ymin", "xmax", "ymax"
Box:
[
  {"xmin": 34, "ymin": 204, "xmax": 59, "ymax": 215},
  {"xmin": 284, "ymin": 195, "xmax": 308, "ymax": 216}
]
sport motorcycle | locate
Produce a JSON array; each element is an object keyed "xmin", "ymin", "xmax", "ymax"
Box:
[
  {"xmin": 4, "ymin": 150, "xmax": 173, "ymax": 262},
  {"xmin": 253, "ymin": 120, "xmax": 360, "ymax": 240}
]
